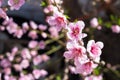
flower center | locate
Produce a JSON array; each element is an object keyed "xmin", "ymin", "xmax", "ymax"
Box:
[
  {"xmin": 84, "ymin": 62, "xmax": 92, "ymax": 72},
  {"xmin": 91, "ymin": 46, "xmax": 99, "ymax": 55},
  {"xmin": 56, "ymin": 17, "xmax": 64, "ymax": 24},
  {"xmin": 73, "ymin": 48, "xmax": 82, "ymax": 57},
  {"xmin": 72, "ymin": 27, "xmax": 79, "ymax": 36},
  {"xmin": 13, "ymin": 0, "xmax": 19, "ymax": 4}
]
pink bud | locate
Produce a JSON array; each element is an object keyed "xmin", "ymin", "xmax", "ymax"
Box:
[
  {"xmin": 111, "ymin": 25, "xmax": 120, "ymax": 33},
  {"xmin": 28, "ymin": 30, "xmax": 38, "ymax": 39},
  {"xmin": 30, "ymin": 21, "xmax": 38, "ymax": 29},
  {"xmin": 90, "ymin": 17, "xmax": 99, "ymax": 28},
  {"xmin": 28, "ymin": 40, "xmax": 38, "ymax": 49}
]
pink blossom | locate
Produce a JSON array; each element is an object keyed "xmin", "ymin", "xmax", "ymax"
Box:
[
  {"xmin": 41, "ymin": 32, "xmax": 47, "ymax": 38},
  {"xmin": 14, "ymin": 29, "xmax": 23, "ymax": 38},
  {"xmin": 49, "ymin": 26, "xmax": 59, "ymax": 38},
  {"xmin": 87, "ymin": 40, "xmax": 104, "ymax": 58},
  {"xmin": 85, "ymin": 75, "xmax": 103, "ymax": 80},
  {"xmin": 20, "ymin": 59, "xmax": 29, "ymax": 69},
  {"xmin": 28, "ymin": 30, "xmax": 38, "ymax": 39},
  {"xmin": 30, "ymin": 50, "xmax": 38, "ymax": 57},
  {"xmin": 28, "ymin": 40, "xmax": 38, "ymax": 49},
  {"xmin": 0, "ymin": 73, "xmax": 1, "ymax": 79},
  {"xmin": 43, "ymin": 5, "xmax": 58, "ymax": 13},
  {"xmin": 11, "ymin": 47, "xmax": 18, "ymax": 55},
  {"xmin": 4, "ymin": 67, "xmax": 11, "ymax": 75},
  {"xmin": 46, "ymin": 12, "xmax": 67, "ymax": 31},
  {"xmin": 41, "ymin": 54, "xmax": 50, "ymax": 62},
  {"xmin": 27, "ymin": 74, "xmax": 34, "ymax": 80},
  {"xmin": 2, "ymin": 18, "xmax": 13, "ymax": 25},
  {"xmin": 30, "ymin": 21, "xmax": 38, "ymax": 29},
  {"xmin": 6, "ymin": 52, "xmax": 14, "ymax": 61},
  {"xmin": 0, "ymin": 58, "xmax": 11, "ymax": 68},
  {"xmin": 38, "ymin": 24, "xmax": 47, "ymax": 31},
  {"xmin": 69, "ymin": 66, "xmax": 76, "ymax": 74},
  {"xmin": 4, "ymin": 75, "xmax": 17, "ymax": 80},
  {"xmin": 6, "ymin": 22, "xmax": 18, "ymax": 34},
  {"xmin": 32, "ymin": 69, "xmax": 47, "ymax": 79},
  {"xmin": 67, "ymin": 21, "xmax": 86, "ymax": 41},
  {"xmin": 39, "ymin": 69, "xmax": 48, "ymax": 77},
  {"xmin": 111, "ymin": 25, "xmax": 120, "ymax": 33},
  {"xmin": 22, "ymin": 22, "xmax": 29, "ymax": 33},
  {"xmin": 13, "ymin": 64, "xmax": 22, "ymax": 71},
  {"xmin": 38, "ymin": 40, "xmax": 46, "ymax": 49},
  {"xmin": 0, "ymin": 8, "xmax": 8, "ymax": 19},
  {"xmin": 90, "ymin": 17, "xmax": 99, "ymax": 28},
  {"xmin": 33, "ymin": 55, "xmax": 42, "ymax": 65},
  {"xmin": 0, "ymin": 0, "xmax": 3, "ymax": 7},
  {"xmin": 48, "ymin": 0, "xmax": 63, "ymax": 4},
  {"xmin": 19, "ymin": 74, "xmax": 34, "ymax": 80},
  {"xmin": 97, "ymin": 26, "xmax": 102, "ymax": 30},
  {"xmin": 75, "ymin": 61, "xmax": 94, "ymax": 75},
  {"xmin": 0, "ymin": 25, "xmax": 5, "ymax": 31},
  {"xmin": 32, "ymin": 69, "xmax": 41, "ymax": 79},
  {"xmin": 21, "ymin": 48, "xmax": 31, "ymax": 59},
  {"xmin": 64, "ymin": 41, "xmax": 86, "ymax": 60},
  {"xmin": 8, "ymin": 0, "xmax": 25, "ymax": 10}
]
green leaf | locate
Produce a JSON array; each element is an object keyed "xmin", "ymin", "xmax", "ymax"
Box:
[
  {"xmin": 110, "ymin": 15, "xmax": 115, "ymax": 21},
  {"xmin": 65, "ymin": 15, "xmax": 70, "ymax": 19},
  {"xmin": 41, "ymin": 1, "xmax": 46, "ymax": 7},
  {"xmin": 98, "ymin": 17, "xmax": 103, "ymax": 25},
  {"xmin": 93, "ymin": 66, "xmax": 102, "ymax": 75},
  {"xmin": 105, "ymin": 22, "xmax": 112, "ymax": 28},
  {"xmin": 56, "ymin": 75, "xmax": 61, "ymax": 80},
  {"xmin": 118, "ymin": 19, "xmax": 120, "ymax": 25}
]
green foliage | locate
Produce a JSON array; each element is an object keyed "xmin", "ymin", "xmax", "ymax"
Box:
[
  {"xmin": 41, "ymin": 1, "xmax": 46, "ymax": 7},
  {"xmin": 93, "ymin": 66, "xmax": 102, "ymax": 75},
  {"xmin": 98, "ymin": 17, "xmax": 103, "ymax": 25},
  {"xmin": 65, "ymin": 15, "xmax": 70, "ymax": 19},
  {"xmin": 56, "ymin": 75, "xmax": 61, "ymax": 80},
  {"xmin": 104, "ymin": 22, "xmax": 112, "ymax": 28}
]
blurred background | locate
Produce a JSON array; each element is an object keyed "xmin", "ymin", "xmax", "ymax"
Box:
[{"xmin": 0, "ymin": 0, "xmax": 120, "ymax": 80}]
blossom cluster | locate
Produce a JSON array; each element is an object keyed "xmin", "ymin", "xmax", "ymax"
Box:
[
  {"xmin": 0, "ymin": 18, "xmax": 48, "ymax": 39},
  {"xmin": 45, "ymin": 0, "xmax": 104, "ymax": 79},
  {"xmin": 64, "ymin": 20, "xmax": 104, "ymax": 76},
  {"xmin": 0, "ymin": 1, "xmax": 51, "ymax": 79},
  {"xmin": 90, "ymin": 17, "xmax": 120, "ymax": 34},
  {"xmin": 0, "ymin": 0, "xmax": 26, "ymax": 21},
  {"xmin": 0, "ymin": 46, "xmax": 49, "ymax": 80},
  {"xmin": 0, "ymin": 0, "xmax": 119, "ymax": 80},
  {"xmin": 0, "ymin": 7, "xmax": 51, "ymax": 80}
]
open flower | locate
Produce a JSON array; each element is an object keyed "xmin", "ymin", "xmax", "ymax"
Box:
[
  {"xmin": 8, "ymin": 0, "xmax": 25, "ymax": 10},
  {"xmin": 0, "ymin": 8, "xmax": 8, "ymax": 19},
  {"xmin": 64, "ymin": 41, "xmax": 86, "ymax": 60},
  {"xmin": 75, "ymin": 61, "xmax": 95, "ymax": 75},
  {"xmin": 85, "ymin": 75, "xmax": 103, "ymax": 80},
  {"xmin": 90, "ymin": 17, "xmax": 99, "ymax": 28},
  {"xmin": 67, "ymin": 21, "xmax": 87, "ymax": 41},
  {"xmin": 0, "ymin": 0, "xmax": 3, "ymax": 7},
  {"xmin": 32, "ymin": 69, "xmax": 47, "ymax": 79},
  {"xmin": 111, "ymin": 25, "xmax": 120, "ymax": 33},
  {"xmin": 87, "ymin": 40, "xmax": 104, "ymax": 58},
  {"xmin": 47, "ymin": 12, "xmax": 67, "ymax": 31}
]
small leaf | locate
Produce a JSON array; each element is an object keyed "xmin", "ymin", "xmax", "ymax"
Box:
[
  {"xmin": 93, "ymin": 66, "xmax": 102, "ymax": 75},
  {"xmin": 98, "ymin": 17, "xmax": 103, "ymax": 25},
  {"xmin": 105, "ymin": 22, "xmax": 112, "ymax": 28},
  {"xmin": 56, "ymin": 75, "xmax": 61, "ymax": 80},
  {"xmin": 65, "ymin": 15, "xmax": 70, "ymax": 19},
  {"xmin": 41, "ymin": 1, "xmax": 46, "ymax": 7},
  {"xmin": 118, "ymin": 19, "xmax": 120, "ymax": 25},
  {"xmin": 110, "ymin": 15, "xmax": 115, "ymax": 21}
]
